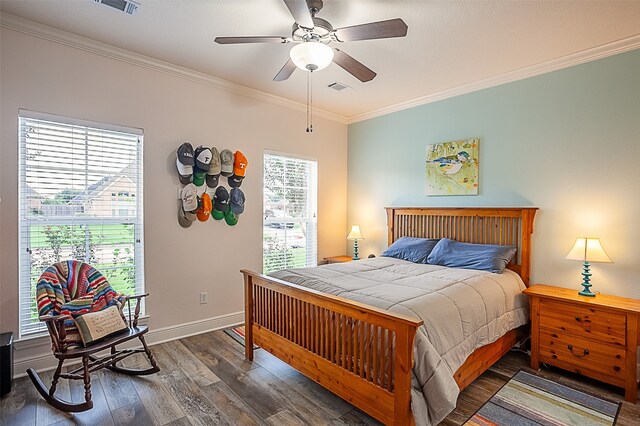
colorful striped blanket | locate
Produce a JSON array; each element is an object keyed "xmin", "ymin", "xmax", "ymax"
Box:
[{"xmin": 36, "ymin": 260, "xmax": 126, "ymax": 347}]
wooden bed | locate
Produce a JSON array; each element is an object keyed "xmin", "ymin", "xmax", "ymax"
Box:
[{"xmin": 241, "ymin": 207, "xmax": 537, "ymax": 425}]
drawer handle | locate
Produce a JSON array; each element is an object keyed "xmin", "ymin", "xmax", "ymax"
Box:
[{"xmin": 568, "ymin": 344, "xmax": 589, "ymax": 357}]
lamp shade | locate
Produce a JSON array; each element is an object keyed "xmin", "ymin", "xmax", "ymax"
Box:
[
  {"xmin": 347, "ymin": 225, "xmax": 364, "ymax": 240},
  {"xmin": 290, "ymin": 41, "xmax": 334, "ymax": 72},
  {"xmin": 565, "ymin": 237, "xmax": 613, "ymax": 263}
]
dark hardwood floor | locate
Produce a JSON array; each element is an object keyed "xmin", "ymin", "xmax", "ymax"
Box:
[{"xmin": 1, "ymin": 329, "xmax": 639, "ymax": 425}]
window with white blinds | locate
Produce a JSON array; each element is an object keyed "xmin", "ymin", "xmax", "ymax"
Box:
[
  {"xmin": 18, "ymin": 110, "xmax": 144, "ymax": 337},
  {"xmin": 263, "ymin": 152, "xmax": 317, "ymax": 274}
]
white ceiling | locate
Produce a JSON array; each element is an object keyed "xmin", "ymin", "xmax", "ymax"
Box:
[{"xmin": 2, "ymin": 0, "xmax": 640, "ymax": 121}]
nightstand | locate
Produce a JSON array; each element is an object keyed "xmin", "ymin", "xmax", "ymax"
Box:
[
  {"xmin": 323, "ymin": 255, "xmax": 353, "ymax": 264},
  {"xmin": 524, "ymin": 284, "xmax": 640, "ymax": 402}
]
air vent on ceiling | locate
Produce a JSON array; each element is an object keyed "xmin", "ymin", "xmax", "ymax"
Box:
[
  {"xmin": 328, "ymin": 82, "xmax": 352, "ymax": 93},
  {"xmin": 93, "ymin": 0, "xmax": 140, "ymax": 15}
]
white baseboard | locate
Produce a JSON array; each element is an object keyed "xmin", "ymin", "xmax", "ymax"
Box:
[
  {"xmin": 144, "ymin": 311, "xmax": 244, "ymax": 347},
  {"xmin": 12, "ymin": 311, "xmax": 244, "ymax": 378}
]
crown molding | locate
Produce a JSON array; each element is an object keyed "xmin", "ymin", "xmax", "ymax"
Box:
[
  {"xmin": 347, "ymin": 33, "xmax": 640, "ymax": 124},
  {"xmin": 3, "ymin": 13, "xmax": 638, "ymax": 126},
  {"xmin": 0, "ymin": 13, "xmax": 348, "ymax": 124}
]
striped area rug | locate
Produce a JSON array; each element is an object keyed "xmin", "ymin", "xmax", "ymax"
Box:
[
  {"xmin": 223, "ymin": 325, "xmax": 259, "ymax": 349},
  {"xmin": 464, "ymin": 370, "xmax": 620, "ymax": 426}
]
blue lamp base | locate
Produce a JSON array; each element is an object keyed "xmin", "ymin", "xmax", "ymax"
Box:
[
  {"xmin": 352, "ymin": 239, "xmax": 360, "ymax": 261},
  {"xmin": 578, "ymin": 261, "xmax": 596, "ymax": 297}
]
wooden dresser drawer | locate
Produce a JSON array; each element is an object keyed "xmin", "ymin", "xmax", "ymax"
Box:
[
  {"xmin": 538, "ymin": 327, "xmax": 626, "ymax": 386},
  {"xmin": 539, "ymin": 299, "xmax": 626, "ymax": 346},
  {"xmin": 525, "ymin": 284, "xmax": 640, "ymax": 403}
]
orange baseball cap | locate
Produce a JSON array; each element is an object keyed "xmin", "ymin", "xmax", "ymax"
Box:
[
  {"xmin": 233, "ymin": 151, "xmax": 248, "ymax": 177},
  {"xmin": 196, "ymin": 193, "xmax": 212, "ymax": 222}
]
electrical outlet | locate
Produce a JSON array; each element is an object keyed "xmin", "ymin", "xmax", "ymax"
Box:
[{"xmin": 200, "ymin": 292, "xmax": 208, "ymax": 304}]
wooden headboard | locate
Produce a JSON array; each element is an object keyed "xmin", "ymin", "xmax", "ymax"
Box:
[{"xmin": 385, "ymin": 207, "xmax": 538, "ymax": 286}]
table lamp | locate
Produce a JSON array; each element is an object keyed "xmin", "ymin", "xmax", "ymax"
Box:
[
  {"xmin": 347, "ymin": 225, "xmax": 364, "ymax": 260},
  {"xmin": 565, "ymin": 237, "xmax": 613, "ymax": 297}
]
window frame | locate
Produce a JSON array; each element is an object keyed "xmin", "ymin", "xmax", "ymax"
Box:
[{"xmin": 17, "ymin": 110, "xmax": 145, "ymax": 338}]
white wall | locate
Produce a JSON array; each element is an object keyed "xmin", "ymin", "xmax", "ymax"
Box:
[
  {"xmin": 0, "ymin": 25, "xmax": 347, "ymax": 369},
  {"xmin": 347, "ymin": 49, "xmax": 640, "ymax": 299}
]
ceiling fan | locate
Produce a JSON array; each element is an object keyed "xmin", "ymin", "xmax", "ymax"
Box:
[{"xmin": 214, "ymin": 0, "xmax": 408, "ymax": 83}]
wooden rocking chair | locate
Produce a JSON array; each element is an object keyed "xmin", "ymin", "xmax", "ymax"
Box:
[{"xmin": 26, "ymin": 261, "xmax": 159, "ymax": 412}]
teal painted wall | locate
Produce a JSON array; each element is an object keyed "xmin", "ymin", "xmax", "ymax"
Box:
[{"xmin": 347, "ymin": 49, "xmax": 640, "ymax": 297}]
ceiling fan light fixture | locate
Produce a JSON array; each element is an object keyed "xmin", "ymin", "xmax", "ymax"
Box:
[{"xmin": 290, "ymin": 41, "xmax": 334, "ymax": 72}]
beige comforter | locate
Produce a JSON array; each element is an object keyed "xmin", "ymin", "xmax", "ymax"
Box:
[{"xmin": 269, "ymin": 257, "xmax": 529, "ymax": 425}]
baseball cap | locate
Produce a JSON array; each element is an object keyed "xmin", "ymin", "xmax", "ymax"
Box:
[
  {"xmin": 196, "ymin": 193, "xmax": 212, "ymax": 221},
  {"xmin": 206, "ymin": 173, "xmax": 220, "ymax": 188},
  {"xmin": 184, "ymin": 208, "xmax": 197, "ymax": 222},
  {"xmin": 181, "ymin": 184, "xmax": 198, "ymax": 212},
  {"xmin": 176, "ymin": 157, "xmax": 193, "ymax": 176},
  {"xmin": 227, "ymin": 174, "xmax": 244, "ymax": 188},
  {"xmin": 212, "ymin": 208, "xmax": 225, "ymax": 220},
  {"xmin": 230, "ymin": 187, "xmax": 245, "ymax": 215},
  {"xmin": 220, "ymin": 149, "xmax": 234, "ymax": 176},
  {"xmin": 208, "ymin": 147, "xmax": 221, "ymax": 175},
  {"xmin": 233, "ymin": 151, "xmax": 248, "ymax": 177},
  {"xmin": 177, "ymin": 142, "xmax": 195, "ymax": 166},
  {"xmin": 192, "ymin": 170, "xmax": 206, "ymax": 187},
  {"xmin": 178, "ymin": 205, "xmax": 193, "ymax": 228},
  {"xmin": 178, "ymin": 174, "xmax": 192, "ymax": 185},
  {"xmin": 224, "ymin": 208, "xmax": 238, "ymax": 226},
  {"xmin": 213, "ymin": 186, "xmax": 229, "ymax": 212},
  {"xmin": 176, "ymin": 158, "xmax": 193, "ymax": 184},
  {"xmin": 194, "ymin": 146, "xmax": 213, "ymax": 170}
]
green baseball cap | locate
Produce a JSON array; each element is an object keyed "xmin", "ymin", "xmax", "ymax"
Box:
[
  {"xmin": 212, "ymin": 208, "xmax": 225, "ymax": 220},
  {"xmin": 224, "ymin": 208, "xmax": 238, "ymax": 226},
  {"xmin": 192, "ymin": 170, "xmax": 206, "ymax": 186}
]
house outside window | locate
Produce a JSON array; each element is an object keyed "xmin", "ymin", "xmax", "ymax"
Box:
[
  {"xmin": 263, "ymin": 152, "xmax": 317, "ymax": 274},
  {"xmin": 18, "ymin": 110, "xmax": 144, "ymax": 337}
]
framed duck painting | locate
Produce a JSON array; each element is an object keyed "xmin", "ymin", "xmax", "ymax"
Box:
[{"xmin": 426, "ymin": 138, "xmax": 479, "ymax": 195}]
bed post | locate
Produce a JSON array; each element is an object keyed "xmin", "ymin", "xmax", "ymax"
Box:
[
  {"xmin": 520, "ymin": 208, "xmax": 537, "ymax": 286},
  {"xmin": 243, "ymin": 270, "xmax": 254, "ymax": 361},
  {"xmin": 387, "ymin": 208, "xmax": 395, "ymax": 245},
  {"xmin": 394, "ymin": 323, "xmax": 418, "ymax": 425}
]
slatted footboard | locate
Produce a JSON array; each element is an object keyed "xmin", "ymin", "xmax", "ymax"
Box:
[{"xmin": 241, "ymin": 270, "xmax": 423, "ymax": 425}]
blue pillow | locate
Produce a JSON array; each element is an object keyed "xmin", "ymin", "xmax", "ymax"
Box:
[
  {"xmin": 426, "ymin": 238, "xmax": 517, "ymax": 273},
  {"xmin": 381, "ymin": 237, "xmax": 440, "ymax": 264}
]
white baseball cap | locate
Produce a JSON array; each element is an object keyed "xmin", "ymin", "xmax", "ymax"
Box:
[
  {"xmin": 181, "ymin": 183, "xmax": 198, "ymax": 212},
  {"xmin": 176, "ymin": 157, "xmax": 193, "ymax": 176}
]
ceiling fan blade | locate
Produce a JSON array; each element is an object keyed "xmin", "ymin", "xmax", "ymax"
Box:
[
  {"xmin": 273, "ymin": 59, "xmax": 297, "ymax": 81},
  {"xmin": 333, "ymin": 49, "xmax": 376, "ymax": 82},
  {"xmin": 214, "ymin": 36, "xmax": 289, "ymax": 44},
  {"xmin": 333, "ymin": 18, "xmax": 408, "ymax": 42},
  {"xmin": 283, "ymin": 0, "xmax": 314, "ymax": 29}
]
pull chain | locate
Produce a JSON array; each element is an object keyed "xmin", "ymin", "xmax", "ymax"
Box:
[
  {"xmin": 306, "ymin": 71, "xmax": 313, "ymax": 133},
  {"xmin": 306, "ymin": 71, "xmax": 310, "ymax": 132}
]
